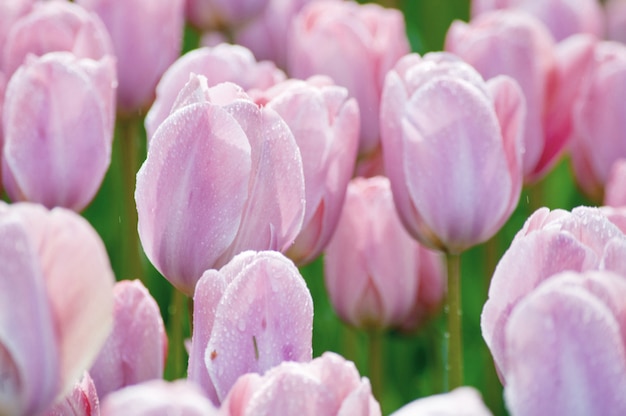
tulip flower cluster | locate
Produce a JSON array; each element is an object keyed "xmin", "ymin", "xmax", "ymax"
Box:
[{"xmin": 4, "ymin": 0, "xmax": 626, "ymax": 415}]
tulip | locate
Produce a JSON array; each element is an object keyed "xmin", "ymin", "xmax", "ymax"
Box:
[
  {"xmin": 185, "ymin": 0, "xmax": 270, "ymax": 31},
  {"xmin": 136, "ymin": 76, "xmax": 305, "ymax": 296},
  {"xmin": 100, "ymin": 380, "xmax": 219, "ymax": 415},
  {"xmin": 2, "ymin": 0, "xmax": 113, "ymax": 77},
  {"xmin": 0, "ymin": 0, "xmax": 34, "ymax": 70},
  {"xmin": 45, "ymin": 372, "xmax": 100, "ymax": 416},
  {"xmin": 0, "ymin": 202, "xmax": 115, "ymax": 415},
  {"xmin": 288, "ymin": 0, "xmax": 410, "ymax": 159},
  {"xmin": 2, "ymin": 52, "xmax": 117, "ymax": 212},
  {"xmin": 390, "ymin": 387, "xmax": 493, "ymax": 416},
  {"xmin": 604, "ymin": 159, "xmax": 626, "ymax": 207},
  {"xmin": 503, "ymin": 271, "xmax": 626, "ymax": 415},
  {"xmin": 323, "ymin": 176, "xmax": 445, "ymax": 330},
  {"xmin": 471, "ymin": 0, "xmax": 605, "ymax": 42},
  {"xmin": 250, "ymin": 76, "xmax": 359, "ymax": 265},
  {"xmin": 380, "ymin": 52, "xmax": 524, "ymax": 254},
  {"xmin": 607, "ymin": 0, "xmax": 626, "ymax": 44},
  {"xmin": 482, "ymin": 206, "xmax": 626, "ymax": 379},
  {"xmin": 76, "ymin": 0, "xmax": 185, "ymax": 115},
  {"xmin": 89, "ymin": 280, "xmax": 167, "ymax": 398},
  {"xmin": 220, "ymin": 352, "xmax": 381, "ymax": 416},
  {"xmin": 145, "ymin": 43, "xmax": 285, "ymax": 142},
  {"xmin": 188, "ymin": 250, "xmax": 313, "ymax": 404}
]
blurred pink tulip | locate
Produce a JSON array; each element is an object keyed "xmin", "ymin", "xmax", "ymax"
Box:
[
  {"xmin": 220, "ymin": 351, "xmax": 380, "ymax": 416},
  {"xmin": 446, "ymin": 10, "xmax": 574, "ymax": 182},
  {"xmin": 323, "ymin": 176, "xmax": 445, "ymax": 330},
  {"xmin": 503, "ymin": 270, "xmax": 626, "ymax": 415},
  {"xmin": 380, "ymin": 52, "xmax": 524, "ymax": 253},
  {"xmin": 188, "ymin": 250, "xmax": 313, "ymax": 404},
  {"xmin": 390, "ymin": 387, "xmax": 492, "ymax": 416},
  {"xmin": 136, "ymin": 76, "xmax": 305, "ymax": 296},
  {"xmin": 145, "ymin": 44, "xmax": 285, "ymax": 142},
  {"xmin": 0, "ymin": 202, "xmax": 115, "ymax": 415},
  {"xmin": 471, "ymin": 0, "xmax": 605, "ymax": 42},
  {"xmin": 185, "ymin": 0, "xmax": 270, "ymax": 31},
  {"xmin": 482, "ymin": 206, "xmax": 626, "ymax": 379},
  {"xmin": 0, "ymin": 0, "xmax": 34, "ymax": 70},
  {"xmin": 288, "ymin": 0, "xmax": 410, "ymax": 159},
  {"xmin": 2, "ymin": 0, "xmax": 113, "ymax": 77},
  {"xmin": 89, "ymin": 280, "xmax": 167, "ymax": 398},
  {"xmin": 250, "ymin": 76, "xmax": 359, "ymax": 265},
  {"xmin": 101, "ymin": 380, "xmax": 219, "ymax": 415},
  {"xmin": 605, "ymin": 159, "xmax": 626, "ymax": 207},
  {"xmin": 570, "ymin": 40, "xmax": 626, "ymax": 201},
  {"xmin": 2, "ymin": 52, "xmax": 116, "ymax": 211},
  {"xmin": 76, "ymin": 0, "xmax": 185, "ymax": 115},
  {"xmin": 45, "ymin": 372, "xmax": 100, "ymax": 416},
  {"xmin": 607, "ymin": 0, "xmax": 626, "ymax": 44}
]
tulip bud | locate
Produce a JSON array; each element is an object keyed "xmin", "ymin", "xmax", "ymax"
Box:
[{"xmin": 45, "ymin": 372, "xmax": 100, "ymax": 416}]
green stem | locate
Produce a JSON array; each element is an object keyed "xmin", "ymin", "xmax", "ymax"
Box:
[
  {"xmin": 168, "ymin": 289, "xmax": 188, "ymax": 379},
  {"xmin": 446, "ymin": 253, "xmax": 463, "ymax": 390},
  {"xmin": 368, "ymin": 330, "xmax": 383, "ymax": 401}
]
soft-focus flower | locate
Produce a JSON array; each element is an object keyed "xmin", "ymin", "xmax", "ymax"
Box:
[
  {"xmin": 324, "ymin": 176, "xmax": 445, "ymax": 330},
  {"xmin": 0, "ymin": 202, "xmax": 115, "ymax": 415},
  {"xmin": 89, "ymin": 280, "xmax": 167, "ymax": 398},
  {"xmin": 2, "ymin": 52, "xmax": 116, "ymax": 211},
  {"xmin": 145, "ymin": 43, "xmax": 285, "ymax": 142},
  {"xmin": 185, "ymin": 0, "xmax": 270, "ymax": 31},
  {"xmin": 101, "ymin": 380, "xmax": 219, "ymax": 415},
  {"xmin": 0, "ymin": 0, "xmax": 34, "ymax": 70},
  {"xmin": 288, "ymin": 0, "xmax": 410, "ymax": 159},
  {"xmin": 503, "ymin": 270, "xmax": 626, "ymax": 415},
  {"xmin": 250, "ymin": 76, "xmax": 359, "ymax": 265},
  {"xmin": 188, "ymin": 250, "xmax": 313, "ymax": 404},
  {"xmin": 136, "ymin": 76, "xmax": 305, "ymax": 296},
  {"xmin": 607, "ymin": 0, "xmax": 626, "ymax": 44},
  {"xmin": 482, "ymin": 206, "xmax": 626, "ymax": 379},
  {"xmin": 220, "ymin": 351, "xmax": 380, "ymax": 416},
  {"xmin": 380, "ymin": 52, "xmax": 524, "ymax": 253},
  {"xmin": 76, "ymin": 0, "xmax": 185, "ymax": 115},
  {"xmin": 390, "ymin": 387, "xmax": 493, "ymax": 416},
  {"xmin": 2, "ymin": 0, "xmax": 113, "ymax": 77},
  {"xmin": 45, "ymin": 372, "xmax": 100, "ymax": 416},
  {"xmin": 604, "ymin": 159, "xmax": 626, "ymax": 207},
  {"xmin": 471, "ymin": 0, "xmax": 605, "ymax": 42}
]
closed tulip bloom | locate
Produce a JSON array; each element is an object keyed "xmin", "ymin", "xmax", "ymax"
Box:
[
  {"xmin": 2, "ymin": 0, "xmax": 113, "ymax": 77},
  {"xmin": 2, "ymin": 52, "xmax": 116, "ymax": 211},
  {"xmin": 390, "ymin": 387, "xmax": 492, "ymax": 416},
  {"xmin": 0, "ymin": 0, "xmax": 34, "ymax": 70},
  {"xmin": 380, "ymin": 53, "xmax": 524, "ymax": 253},
  {"xmin": 188, "ymin": 251, "xmax": 313, "ymax": 404},
  {"xmin": 89, "ymin": 280, "xmax": 167, "ymax": 398},
  {"xmin": 250, "ymin": 76, "xmax": 359, "ymax": 265},
  {"xmin": 471, "ymin": 0, "xmax": 605, "ymax": 42},
  {"xmin": 220, "ymin": 352, "xmax": 380, "ymax": 416},
  {"xmin": 45, "ymin": 372, "xmax": 99, "ymax": 416},
  {"xmin": 101, "ymin": 380, "xmax": 219, "ymax": 416},
  {"xmin": 136, "ymin": 76, "xmax": 305, "ymax": 295},
  {"xmin": 145, "ymin": 44, "xmax": 285, "ymax": 142},
  {"xmin": 0, "ymin": 202, "xmax": 115, "ymax": 415},
  {"xmin": 503, "ymin": 271, "xmax": 626, "ymax": 415},
  {"xmin": 288, "ymin": 0, "xmax": 410, "ymax": 159},
  {"xmin": 324, "ymin": 176, "xmax": 445, "ymax": 330},
  {"xmin": 185, "ymin": 0, "xmax": 270, "ymax": 31},
  {"xmin": 482, "ymin": 206, "xmax": 626, "ymax": 379}
]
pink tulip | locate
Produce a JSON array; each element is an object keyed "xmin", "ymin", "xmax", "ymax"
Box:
[
  {"xmin": 390, "ymin": 387, "xmax": 493, "ymax": 416},
  {"xmin": 446, "ymin": 10, "xmax": 573, "ymax": 182},
  {"xmin": 323, "ymin": 176, "xmax": 445, "ymax": 330},
  {"xmin": 570, "ymin": 40, "xmax": 626, "ymax": 201},
  {"xmin": 607, "ymin": 0, "xmax": 626, "ymax": 44},
  {"xmin": 503, "ymin": 270, "xmax": 626, "ymax": 415},
  {"xmin": 145, "ymin": 44, "xmax": 285, "ymax": 142},
  {"xmin": 185, "ymin": 0, "xmax": 270, "ymax": 31},
  {"xmin": 380, "ymin": 52, "xmax": 524, "ymax": 253},
  {"xmin": 288, "ymin": 0, "xmax": 410, "ymax": 159},
  {"xmin": 482, "ymin": 206, "xmax": 626, "ymax": 379},
  {"xmin": 604, "ymin": 159, "xmax": 626, "ymax": 207},
  {"xmin": 220, "ymin": 352, "xmax": 380, "ymax": 416},
  {"xmin": 0, "ymin": 202, "xmax": 115, "ymax": 415},
  {"xmin": 89, "ymin": 280, "xmax": 167, "ymax": 398},
  {"xmin": 250, "ymin": 76, "xmax": 359, "ymax": 265},
  {"xmin": 2, "ymin": 52, "xmax": 116, "ymax": 211},
  {"xmin": 45, "ymin": 372, "xmax": 100, "ymax": 416},
  {"xmin": 0, "ymin": 0, "xmax": 34, "ymax": 70},
  {"xmin": 188, "ymin": 250, "xmax": 313, "ymax": 404},
  {"xmin": 136, "ymin": 76, "xmax": 305, "ymax": 295},
  {"xmin": 2, "ymin": 0, "xmax": 113, "ymax": 77},
  {"xmin": 471, "ymin": 0, "xmax": 605, "ymax": 42},
  {"xmin": 76, "ymin": 0, "xmax": 184, "ymax": 115},
  {"xmin": 101, "ymin": 380, "xmax": 219, "ymax": 415}
]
